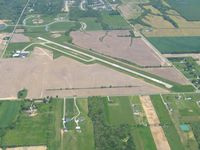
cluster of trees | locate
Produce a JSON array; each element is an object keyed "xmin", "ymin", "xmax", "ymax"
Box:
[
  {"xmin": 88, "ymin": 97, "xmax": 136, "ymax": 150},
  {"xmin": 0, "ymin": 0, "xmax": 27, "ymax": 22},
  {"xmin": 0, "ymin": 0, "xmax": 63, "ymax": 22},
  {"xmin": 30, "ymin": 0, "xmax": 63, "ymax": 15},
  {"xmin": 129, "ymin": 0, "xmax": 179, "ymax": 28},
  {"xmin": 69, "ymin": 7, "xmax": 99, "ymax": 20},
  {"xmin": 129, "ymin": 8, "xmax": 151, "ymax": 27}
]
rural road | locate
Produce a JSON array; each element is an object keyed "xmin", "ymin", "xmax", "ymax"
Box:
[{"xmin": 1, "ymin": 0, "xmax": 32, "ymax": 58}]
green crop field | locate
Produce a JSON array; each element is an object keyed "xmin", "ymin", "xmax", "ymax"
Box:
[
  {"xmin": 0, "ymin": 101, "xmax": 21, "ymax": 128},
  {"xmin": 101, "ymin": 11, "xmax": 130, "ymax": 30},
  {"xmin": 106, "ymin": 96, "xmax": 133, "ymax": 125},
  {"xmin": 148, "ymin": 36, "xmax": 200, "ymax": 54},
  {"xmin": 150, "ymin": 95, "xmax": 184, "ymax": 150},
  {"xmin": 167, "ymin": 0, "xmax": 200, "ymax": 21}
]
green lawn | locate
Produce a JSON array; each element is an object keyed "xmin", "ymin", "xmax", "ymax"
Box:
[
  {"xmin": 0, "ymin": 101, "xmax": 21, "ymax": 128},
  {"xmin": 167, "ymin": 0, "xmax": 200, "ymax": 21},
  {"xmin": 150, "ymin": 95, "xmax": 184, "ymax": 150},
  {"xmin": 148, "ymin": 36, "xmax": 200, "ymax": 54},
  {"xmin": 63, "ymin": 99, "xmax": 95, "ymax": 150},
  {"xmin": 80, "ymin": 17, "xmax": 102, "ymax": 30}
]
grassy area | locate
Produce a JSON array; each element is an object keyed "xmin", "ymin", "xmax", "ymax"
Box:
[
  {"xmin": 63, "ymin": 99, "xmax": 95, "ymax": 150},
  {"xmin": 167, "ymin": 0, "xmax": 200, "ymax": 21},
  {"xmin": 148, "ymin": 36, "xmax": 200, "ymax": 54},
  {"xmin": 101, "ymin": 11, "xmax": 130, "ymax": 30},
  {"xmin": 79, "ymin": 17, "xmax": 102, "ymax": 30},
  {"xmin": 48, "ymin": 21, "xmax": 79, "ymax": 31},
  {"xmin": 0, "ymin": 100, "xmax": 63, "ymax": 149},
  {"xmin": 129, "ymin": 96, "xmax": 157, "ymax": 150},
  {"xmin": 150, "ymin": 95, "xmax": 184, "ymax": 150},
  {"xmin": 162, "ymin": 93, "xmax": 200, "ymax": 150},
  {"xmin": 106, "ymin": 96, "xmax": 133, "ymax": 125},
  {"xmin": 65, "ymin": 98, "xmax": 76, "ymax": 130},
  {"xmin": 169, "ymin": 57, "xmax": 200, "ymax": 89},
  {"xmin": 4, "ymin": 42, "xmax": 32, "ymax": 58},
  {"xmin": 0, "ymin": 101, "xmax": 21, "ymax": 129},
  {"xmin": 88, "ymin": 96, "xmax": 136, "ymax": 150}
]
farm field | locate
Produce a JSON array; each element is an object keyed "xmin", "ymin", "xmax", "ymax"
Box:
[
  {"xmin": 167, "ymin": 0, "xmax": 200, "ymax": 21},
  {"xmin": 71, "ymin": 30, "xmax": 164, "ymax": 67},
  {"xmin": 144, "ymin": 67, "xmax": 190, "ymax": 84},
  {"xmin": 100, "ymin": 11, "xmax": 130, "ymax": 30},
  {"xmin": 148, "ymin": 36, "xmax": 200, "ymax": 54},
  {"xmin": 150, "ymin": 95, "xmax": 185, "ymax": 150},
  {"xmin": 0, "ymin": 47, "xmax": 168, "ymax": 99},
  {"xmin": 0, "ymin": 101, "xmax": 21, "ymax": 128}
]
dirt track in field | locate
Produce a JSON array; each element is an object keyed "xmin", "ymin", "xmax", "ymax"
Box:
[
  {"xmin": 6, "ymin": 146, "xmax": 47, "ymax": 150},
  {"xmin": 71, "ymin": 30, "xmax": 164, "ymax": 67},
  {"xmin": 140, "ymin": 96, "xmax": 171, "ymax": 150},
  {"xmin": 0, "ymin": 47, "xmax": 168, "ymax": 99}
]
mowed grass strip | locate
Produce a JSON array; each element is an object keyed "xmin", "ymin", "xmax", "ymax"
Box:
[
  {"xmin": 148, "ymin": 36, "xmax": 200, "ymax": 54},
  {"xmin": 106, "ymin": 96, "xmax": 133, "ymax": 125},
  {"xmin": 0, "ymin": 101, "xmax": 21, "ymax": 128},
  {"xmin": 150, "ymin": 95, "xmax": 184, "ymax": 150}
]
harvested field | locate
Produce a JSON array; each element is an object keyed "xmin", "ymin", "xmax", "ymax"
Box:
[
  {"xmin": 71, "ymin": 30, "xmax": 164, "ymax": 67},
  {"xmin": 10, "ymin": 34, "xmax": 30, "ymax": 43},
  {"xmin": 143, "ymin": 15, "xmax": 174, "ymax": 29},
  {"xmin": 140, "ymin": 96, "xmax": 170, "ymax": 150},
  {"xmin": 145, "ymin": 67, "xmax": 190, "ymax": 84},
  {"xmin": 0, "ymin": 47, "xmax": 167, "ymax": 99},
  {"xmin": 6, "ymin": 146, "xmax": 47, "ymax": 150},
  {"xmin": 15, "ymin": 29, "xmax": 25, "ymax": 33},
  {"xmin": 118, "ymin": 3, "xmax": 141, "ymax": 19}
]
